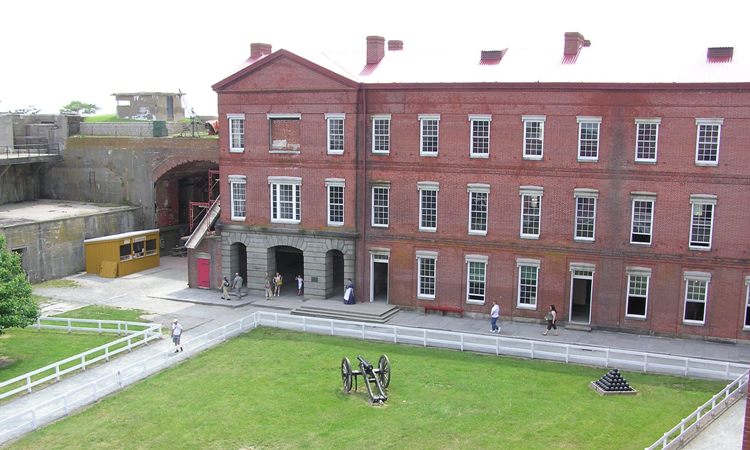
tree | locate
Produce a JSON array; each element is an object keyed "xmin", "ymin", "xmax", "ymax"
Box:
[
  {"xmin": 0, "ymin": 235, "xmax": 39, "ymax": 334},
  {"xmin": 60, "ymin": 101, "xmax": 99, "ymax": 115}
]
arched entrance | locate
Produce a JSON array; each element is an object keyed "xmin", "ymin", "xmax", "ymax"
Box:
[
  {"xmin": 268, "ymin": 246, "xmax": 303, "ymax": 296},
  {"xmin": 325, "ymin": 249, "xmax": 344, "ymax": 299},
  {"xmin": 230, "ymin": 242, "xmax": 247, "ymax": 286}
]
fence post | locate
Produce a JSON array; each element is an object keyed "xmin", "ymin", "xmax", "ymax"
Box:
[
  {"xmin": 105, "ymin": 346, "xmax": 110, "ymax": 362},
  {"xmin": 26, "ymin": 375, "xmax": 32, "ymax": 393},
  {"xmin": 303, "ymin": 317, "xmax": 307, "ymax": 333},
  {"xmin": 605, "ymin": 348, "xmax": 609, "ymax": 367},
  {"xmin": 55, "ymin": 364, "xmax": 60, "ymax": 382},
  {"xmin": 496, "ymin": 337, "xmax": 500, "ymax": 356},
  {"xmin": 423, "ymin": 329, "xmax": 427, "ymax": 347},
  {"xmin": 460, "ymin": 333, "xmax": 464, "ymax": 352},
  {"xmin": 394, "ymin": 327, "xmax": 398, "ymax": 344},
  {"xmin": 362, "ymin": 323, "xmax": 365, "ymax": 340},
  {"xmin": 531, "ymin": 341, "xmax": 535, "ymax": 359},
  {"xmin": 81, "ymin": 355, "xmax": 86, "ymax": 371},
  {"xmin": 67, "ymin": 318, "xmax": 72, "ymax": 334}
]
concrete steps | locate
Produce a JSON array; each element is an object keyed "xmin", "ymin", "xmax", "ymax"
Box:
[{"xmin": 291, "ymin": 300, "xmax": 399, "ymax": 324}]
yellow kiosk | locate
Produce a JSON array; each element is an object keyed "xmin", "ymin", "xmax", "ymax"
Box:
[{"xmin": 84, "ymin": 229, "xmax": 160, "ymax": 278}]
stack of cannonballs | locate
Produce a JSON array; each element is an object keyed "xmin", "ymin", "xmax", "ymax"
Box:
[{"xmin": 591, "ymin": 368, "xmax": 637, "ymax": 395}]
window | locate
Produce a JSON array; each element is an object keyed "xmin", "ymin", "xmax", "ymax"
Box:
[
  {"xmin": 517, "ymin": 258, "xmax": 540, "ymax": 309},
  {"xmin": 119, "ymin": 242, "xmax": 132, "ymax": 261},
  {"xmin": 577, "ymin": 116, "xmax": 601, "ymax": 161},
  {"xmin": 372, "ymin": 114, "xmax": 391, "ymax": 154},
  {"xmin": 145, "ymin": 239, "xmax": 157, "ymax": 256},
  {"xmin": 372, "ymin": 185, "xmax": 390, "ymax": 227},
  {"xmin": 229, "ymin": 175, "xmax": 246, "ymax": 220},
  {"xmin": 467, "ymin": 183, "xmax": 490, "ymax": 235},
  {"xmin": 326, "ymin": 179, "xmax": 345, "ymax": 226},
  {"xmin": 635, "ymin": 118, "xmax": 660, "ymax": 162},
  {"xmin": 416, "ymin": 251, "xmax": 437, "ymax": 299},
  {"xmin": 683, "ymin": 271, "xmax": 710, "ymax": 325},
  {"xmin": 695, "ymin": 118, "xmax": 723, "ymax": 166},
  {"xmin": 520, "ymin": 186, "xmax": 543, "ymax": 239},
  {"xmin": 625, "ymin": 268, "xmax": 651, "ymax": 318},
  {"xmin": 465, "ymin": 255, "xmax": 488, "ymax": 304},
  {"xmin": 132, "ymin": 238, "xmax": 145, "ymax": 257},
  {"xmin": 470, "ymin": 115, "xmax": 491, "ymax": 158},
  {"xmin": 326, "ymin": 113, "xmax": 345, "ymax": 154},
  {"xmin": 418, "ymin": 182, "xmax": 439, "ymax": 232},
  {"xmin": 630, "ymin": 193, "xmax": 655, "ymax": 245},
  {"xmin": 227, "ymin": 114, "xmax": 245, "ymax": 152},
  {"xmin": 419, "ymin": 114, "xmax": 440, "ymax": 156},
  {"xmin": 689, "ymin": 195, "xmax": 716, "ymax": 250},
  {"xmin": 268, "ymin": 113, "xmax": 301, "ymax": 152},
  {"xmin": 574, "ymin": 189, "xmax": 598, "ymax": 241},
  {"xmin": 745, "ymin": 277, "xmax": 750, "ymax": 329},
  {"xmin": 268, "ymin": 176, "xmax": 301, "ymax": 223},
  {"xmin": 522, "ymin": 115, "xmax": 545, "ymax": 160}
]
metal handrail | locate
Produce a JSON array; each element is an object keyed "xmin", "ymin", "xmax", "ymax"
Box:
[{"xmin": 0, "ymin": 144, "xmax": 60, "ymax": 159}]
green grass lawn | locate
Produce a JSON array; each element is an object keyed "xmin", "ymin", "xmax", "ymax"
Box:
[
  {"xmin": 0, "ymin": 306, "xmax": 150, "ymax": 384},
  {"xmin": 9, "ymin": 327, "xmax": 725, "ymax": 450}
]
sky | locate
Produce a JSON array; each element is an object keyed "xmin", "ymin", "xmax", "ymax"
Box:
[{"xmin": 0, "ymin": 0, "xmax": 747, "ymax": 117}]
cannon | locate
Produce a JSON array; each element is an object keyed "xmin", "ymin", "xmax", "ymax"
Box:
[{"xmin": 340, "ymin": 354, "xmax": 391, "ymax": 404}]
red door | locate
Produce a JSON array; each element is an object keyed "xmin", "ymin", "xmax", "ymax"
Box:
[{"xmin": 197, "ymin": 258, "xmax": 210, "ymax": 289}]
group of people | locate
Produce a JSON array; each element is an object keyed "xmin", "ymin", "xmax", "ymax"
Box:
[
  {"xmin": 221, "ymin": 273, "xmax": 245, "ymax": 301},
  {"xmin": 262, "ymin": 272, "xmax": 304, "ymax": 299},
  {"xmin": 490, "ymin": 302, "xmax": 558, "ymax": 336}
]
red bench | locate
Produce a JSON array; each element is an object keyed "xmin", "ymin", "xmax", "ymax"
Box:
[{"xmin": 423, "ymin": 304, "xmax": 464, "ymax": 317}]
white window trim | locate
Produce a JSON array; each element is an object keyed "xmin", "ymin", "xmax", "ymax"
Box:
[
  {"xmin": 522, "ymin": 115, "xmax": 546, "ymax": 160},
  {"xmin": 689, "ymin": 194, "xmax": 717, "ymax": 251},
  {"xmin": 325, "ymin": 113, "xmax": 345, "ymax": 155},
  {"xmin": 465, "ymin": 254, "xmax": 488, "ymax": 305},
  {"xmin": 417, "ymin": 181, "xmax": 439, "ymax": 232},
  {"xmin": 569, "ymin": 262, "xmax": 596, "ymax": 273},
  {"xmin": 371, "ymin": 114, "xmax": 391, "ymax": 155},
  {"xmin": 516, "ymin": 258, "xmax": 541, "ymax": 310},
  {"xmin": 227, "ymin": 113, "xmax": 245, "ymax": 153},
  {"xmin": 625, "ymin": 268, "xmax": 651, "ymax": 319},
  {"xmin": 419, "ymin": 114, "xmax": 440, "ymax": 157},
  {"xmin": 744, "ymin": 276, "xmax": 750, "ymax": 331},
  {"xmin": 371, "ymin": 184, "xmax": 390, "ymax": 228},
  {"xmin": 634, "ymin": 118, "xmax": 661, "ymax": 163},
  {"xmin": 469, "ymin": 115, "xmax": 492, "ymax": 159},
  {"xmin": 228, "ymin": 175, "xmax": 247, "ymax": 220},
  {"xmin": 683, "ymin": 271, "xmax": 711, "ymax": 326},
  {"xmin": 694, "ymin": 118, "xmax": 723, "ymax": 167},
  {"xmin": 519, "ymin": 186, "xmax": 544, "ymax": 240},
  {"xmin": 467, "ymin": 183, "xmax": 490, "ymax": 236},
  {"xmin": 268, "ymin": 177, "xmax": 302, "ymax": 224},
  {"xmin": 576, "ymin": 116, "xmax": 602, "ymax": 162},
  {"xmin": 325, "ymin": 178, "xmax": 345, "ymax": 227},
  {"xmin": 266, "ymin": 113, "xmax": 302, "ymax": 120},
  {"xmin": 573, "ymin": 188, "xmax": 598, "ymax": 242},
  {"xmin": 416, "ymin": 251, "xmax": 438, "ymax": 300},
  {"xmin": 630, "ymin": 192, "xmax": 656, "ymax": 246}
]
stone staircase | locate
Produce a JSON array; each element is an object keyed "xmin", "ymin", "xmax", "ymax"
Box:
[{"xmin": 291, "ymin": 299, "xmax": 399, "ymax": 324}]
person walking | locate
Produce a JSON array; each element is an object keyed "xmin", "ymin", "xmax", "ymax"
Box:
[
  {"xmin": 232, "ymin": 273, "xmax": 243, "ymax": 298},
  {"xmin": 221, "ymin": 276, "xmax": 230, "ymax": 300},
  {"xmin": 295, "ymin": 274, "xmax": 304, "ymax": 296},
  {"xmin": 543, "ymin": 304, "xmax": 558, "ymax": 336},
  {"xmin": 490, "ymin": 301, "xmax": 501, "ymax": 333},
  {"xmin": 273, "ymin": 272, "xmax": 283, "ymax": 297},
  {"xmin": 264, "ymin": 275, "xmax": 272, "ymax": 300},
  {"xmin": 343, "ymin": 279, "xmax": 355, "ymax": 304},
  {"xmin": 171, "ymin": 319, "xmax": 183, "ymax": 353}
]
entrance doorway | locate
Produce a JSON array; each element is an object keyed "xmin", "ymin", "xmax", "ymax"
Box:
[
  {"xmin": 230, "ymin": 243, "xmax": 247, "ymax": 286},
  {"xmin": 569, "ymin": 269, "xmax": 593, "ymax": 323},
  {"xmin": 325, "ymin": 250, "xmax": 344, "ymax": 299},
  {"xmin": 270, "ymin": 246, "xmax": 303, "ymax": 296},
  {"xmin": 197, "ymin": 258, "xmax": 210, "ymax": 289},
  {"xmin": 370, "ymin": 253, "xmax": 389, "ymax": 303}
]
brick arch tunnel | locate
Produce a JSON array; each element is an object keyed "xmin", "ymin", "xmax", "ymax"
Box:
[{"xmin": 153, "ymin": 159, "xmax": 219, "ymax": 252}]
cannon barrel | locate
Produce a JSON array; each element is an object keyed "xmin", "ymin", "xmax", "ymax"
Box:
[{"xmin": 357, "ymin": 355, "xmax": 373, "ymax": 372}]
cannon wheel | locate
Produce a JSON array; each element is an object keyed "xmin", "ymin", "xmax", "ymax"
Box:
[
  {"xmin": 341, "ymin": 357, "xmax": 353, "ymax": 392},
  {"xmin": 377, "ymin": 354, "xmax": 391, "ymax": 388}
]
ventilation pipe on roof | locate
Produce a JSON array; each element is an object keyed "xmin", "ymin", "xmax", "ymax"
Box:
[
  {"xmin": 564, "ymin": 32, "xmax": 589, "ymax": 56},
  {"xmin": 480, "ymin": 50, "xmax": 506, "ymax": 65},
  {"xmin": 249, "ymin": 43, "xmax": 272, "ymax": 60},
  {"xmin": 367, "ymin": 36, "xmax": 386, "ymax": 64},
  {"xmin": 388, "ymin": 40, "xmax": 404, "ymax": 51}
]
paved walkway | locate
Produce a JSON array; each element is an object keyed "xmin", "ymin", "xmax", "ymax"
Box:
[{"xmin": 2, "ymin": 256, "xmax": 746, "ymax": 447}]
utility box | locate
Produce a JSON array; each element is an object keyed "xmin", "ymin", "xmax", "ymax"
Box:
[
  {"xmin": 152, "ymin": 121, "xmax": 167, "ymax": 137},
  {"xmin": 84, "ymin": 229, "xmax": 160, "ymax": 277}
]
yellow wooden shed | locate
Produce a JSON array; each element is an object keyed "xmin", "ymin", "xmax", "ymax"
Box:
[{"xmin": 84, "ymin": 229, "xmax": 160, "ymax": 278}]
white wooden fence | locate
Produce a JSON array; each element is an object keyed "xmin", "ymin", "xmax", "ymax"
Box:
[
  {"xmin": 1, "ymin": 311, "xmax": 747, "ymax": 446},
  {"xmin": 0, "ymin": 319, "xmax": 161, "ymax": 401}
]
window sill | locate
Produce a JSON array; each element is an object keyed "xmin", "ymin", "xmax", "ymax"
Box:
[
  {"xmin": 694, "ymin": 161, "xmax": 718, "ymax": 167},
  {"xmin": 327, "ymin": 150, "xmax": 344, "ymax": 155},
  {"xmin": 327, "ymin": 222, "xmax": 344, "ymax": 227},
  {"xmin": 372, "ymin": 224, "xmax": 389, "ymax": 228},
  {"xmin": 271, "ymin": 220, "xmax": 301, "ymax": 225},
  {"xmin": 520, "ymin": 235, "xmax": 540, "ymax": 240},
  {"xmin": 630, "ymin": 241, "xmax": 652, "ymax": 246},
  {"xmin": 625, "ymin": 315, "xmax": 647, "ymax": 321},
  {"xmin": 231, "ymin": 217, "xmax": 246, "ymax": 221},
  {"xmin": 229, "ymin": 149, "xmax": 245, "ymax": 153},
  {"xmin": 682, "ymin": 320, "xmax": 705, "ymax": 327},
  {"xmin": 516, "ymin": 304, "xmax": 537, "ymax": 311},
  {"xmin": 419, "ymin": 228, "xmax": 437, "ymax": 233},
  {"xmin": 269, "ymin": 150, "xmax": 301, "ymax": 155},
  {"xmin": 634, "ymin": 159, "xmax": 657, "ymax": 164},
  {"xmin": 468, "ymin": 230, "xmax": 488, "ymax": 236},
  {"xmin": 574, "ymin": 237, "xmax": 595, "ymax": 243},
  {"xmin": 523, "ymin": 155, "xmax": 543, "ymax": 161},
  {"xmin": 470, "ymin": 153, "xmax": 489, "ymax": 159},
  {"xmin": 466, "ymin": 300, "xmax": 485, "ymax": 305},
  {"xmin": 372, "ymin": 151, "xmax": 390, "ymax": 156},
  {"xmin": 577, "ymin": 158, "xmax": 599, "ymax": 163},
  {"xmin": 420, "ymin": 153, "xmax": 439, "ymax": 157},
  {"xmin": 689, "ymin": 245, "xmax": 712, "ymax": 252},
  {"xmin": 418, "ymin": 295, "xmax": 436, "ymax": 301}
]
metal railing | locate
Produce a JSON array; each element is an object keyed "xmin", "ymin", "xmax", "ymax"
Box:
[
  {"xmin": 0, "ymin": 320, "xmax": 162, "ymax": 401},
  {"xmin": 645, "ymin": 369, "xmax": 749, "ymax": 449},
  {"xmin": 0, "ymin": 144, "xmax": 60, "ymax": 159},
  {"xmin": 1, "ymin": 311, "xmax": 747, "ymax": 445}
]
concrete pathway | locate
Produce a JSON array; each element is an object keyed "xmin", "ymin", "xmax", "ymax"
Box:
[{"xmin": 2, "ymin": 255, "xmax": 746, "ymax": 446}]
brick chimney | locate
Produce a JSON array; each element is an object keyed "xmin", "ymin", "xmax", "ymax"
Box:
[
  {"xmin": 707, "ymin": 47, "xmax": 733, "ymax": 63},
  {"xmin": 388, "ymin": 40, "xmax": 404, "ymax": 51},
  {"xmin": 367, "ymin": 36, "xmax": 386, "ymax": 64},
  {"xmin": 250, "ymin": 43, "xmax": 272, "ymax": 59},
  {"xmin": 564, "ymin": 32, "xmax": 589, "ymax": 57},
  {"xmin": 480, "ymin": 50, "xmax": 506, "ymax": 65}
]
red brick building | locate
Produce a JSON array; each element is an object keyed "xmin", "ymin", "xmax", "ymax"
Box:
[{"xmin": 205, "ymin": 34, "xmax": 750, "ymax": 340}]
